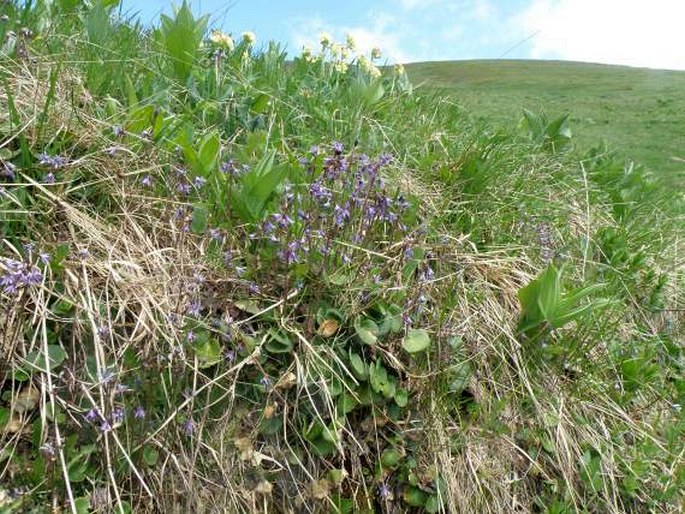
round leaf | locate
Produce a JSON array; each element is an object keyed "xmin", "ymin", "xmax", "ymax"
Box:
[
  {"xmin": 354, "ymin": 317, "xmax": 379, "ymax": 346},
  {"xmin": 402, "ymin": 329, "xmax": 431, "ymax": 354}
]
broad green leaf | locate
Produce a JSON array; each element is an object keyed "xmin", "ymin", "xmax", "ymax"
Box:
[
  {"xmin": 190, "ymin": 204, "xmax": 208, "ymax": 234},
  {"xmin": 74, "ymin": 497, "xmax": 90, "ymax": 514},
  {"xmin": 143, "ymin": 447, "xmax": 159, "ymax": 467},
  {"xmin": 402, "ymin": 329, "xmax": 430, "ymax": 353},
  {"xmin": 403, "ymin": 486, "xmax": 428, "ymax": 507},
  {"xmin": 348, "ymin": 352, "xmax": 368, "ymax": 381},
  {"xmin": 354, "ymin": 317, "xmax": 379, "ymax": 346},
  {"xmin": 265, "ymin": 328, "xmax": 294, "ymax": 353},
  {"xmin": 198, "ymin": 130, "xmax": 220, "ymax": 173},
  {"xmin": 337, "ymin": 392, "xmax": 358, "ymax": 415},
  {"xmin": 394, "ymin": 388, "xmax": 408, "ymax": 408},
  {"xmin": 25, "ymin": 345, "xmax": 67, "ymax": 371},
  {"xmin": 193, "ymin": 332, "xmax": 222, "ymax": 368},
  {"xmin": 449, "ymin": 362, "xmax": 472, "ymax": 393},
  {"xmin": 381, "ymin": 448, "xmax": 403, "ymax": 468}
]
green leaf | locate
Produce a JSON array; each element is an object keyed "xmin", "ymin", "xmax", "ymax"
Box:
[
  {"xmin": 143, "ymin": 447, "xmax": 159, "ymax": 467},
  {"xmin": 394, "ymin": 388, "xmax": 409, "ymax": 408},
  {"xmin": 0, "ymin": 408, "xmax": 10, "ymax": 428},
  {"xmin": 74, "ymin": 497, "xmax": 90, "ymax": 514},
  {"xmin": 354, "ymin": 317, "xmax": 379, "ymax": 346},
  {"xmin": 402, "ymin": 329, "xmax": 430, "ymax": 354},
  {"xmin": 25, "ymin": 345, "xmax": 67, "ymax": 371},
  {"xmin": 198, "ymin": 130, "xmax": 220, "ymax": 173},
  {"xmin": 348, "ymin": 352, "xmax": 368, "ymax": 381},
  {"xmin": 193, "ymin": 332, "xmax": 222, "ymax": 368},
  {"xmin": 403, "ymin": 486, "xmax": 428, "ymax": 507},
  {"xmin": 265, "ymin": 328, "xmax": 294, "ymax": 354},
  {"xmin": 381, "ymin": 448, "xmax": 403, "ymax": 468},
  {"xmin": 190, "ymin": 204, "xmax": 208, "ymax": 233},
  {"xmin": 449, "ymin": 362, "xmax": 472, "ymax": 393},
  {"xmin": 337, "ymin": 392, "xmax": 358, "ymax": 415},
  {"xmin": 378, "ymin": 303, "xmax": 403, "ymax": 336}
]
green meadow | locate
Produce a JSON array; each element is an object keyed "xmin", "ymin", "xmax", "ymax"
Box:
[
  {"xmin": 408, "ymin": 59, "xmax": 685, "ymax": 185},
  {"xmin": 0, "ymin": 2, "xmax": 682, "ymax": 513}
]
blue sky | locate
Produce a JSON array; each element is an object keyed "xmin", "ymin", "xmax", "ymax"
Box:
[{"xmin": 120, "ymin": 0, "xmax": 685, "ymax": 70}]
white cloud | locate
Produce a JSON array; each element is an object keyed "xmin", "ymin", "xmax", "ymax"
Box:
[{"xmin": 519, "ymin": 0, "xmax": 685, "ymax": 70}]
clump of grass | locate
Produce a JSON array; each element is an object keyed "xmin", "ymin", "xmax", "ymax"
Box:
[{"xmin": 0, "ymin": 1, "xmax": 683, "ymax": 513}]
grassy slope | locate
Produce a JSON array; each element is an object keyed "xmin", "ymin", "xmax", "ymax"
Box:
[
  {"xmin": 406, "ymin": 60, "xmax": 685, "ymax": 184},
  {"xmin": 0, "ymin": 4, "xmax": 683, "ymax": 513}
]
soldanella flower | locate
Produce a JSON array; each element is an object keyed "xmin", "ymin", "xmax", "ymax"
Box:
[{"xmin": 241, "ymin": 31, "xmax": 256, "ymax": 45}]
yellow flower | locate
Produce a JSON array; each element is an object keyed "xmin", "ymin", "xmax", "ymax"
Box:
[
  {"xmin": 371, "ymin": 47, "xmax": 382, "ymax": 60},
  {"xmin": 368, "ymin": 65, "xmax": 381, "ymax": 79},
  {"xmin": 302, "ymin": 45, "xmax": 315, "ymax": 62},
  {"xmin": 345, "ymin": 33, "xmax": 356, "ymax": 50},
  {"xmin": 210, "ymin": 30, "xmax": 234, "ymax": 51},
  {"xmin": 394, "ymin": 63, "xmax": 405, "ymax": 76},
  {"xmin": 242, "ymin": 31, "xmax": 256, "ymax": 45},
  {"xmin": 319, "ymin": 32, "xmax": 333, "ymax": 48},
  {"xmin": 333, "ymin": 61, "xmax": 348, "ymax": 74}
]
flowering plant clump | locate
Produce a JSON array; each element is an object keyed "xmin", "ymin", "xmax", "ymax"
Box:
[
  {"xmin": 0, "ymin": 257, "xmax": 42, "ymax": 294},
  {"xmin": 216, "ymin": 143, "xmax": 417, "ymax": 301}
]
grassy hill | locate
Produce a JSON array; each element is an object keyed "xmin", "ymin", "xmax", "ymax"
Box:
[
  {"xmin": 407, "ymin": 60, "xmax": 685, "ymax": 184},
  {"xmin": 0, "ymin": 3, "xmax": 683, "ymax": 513}
]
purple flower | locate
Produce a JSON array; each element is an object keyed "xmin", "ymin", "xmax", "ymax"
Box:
[
  {"xmin": 260, "ymin": 375, "xmax": 273, "ymax": 390},
  {"xmin": 187, "ymin": 301, "xmax": 201, "ymax": 317},
  {"xmin": 279, "ymin": 240, "xmax": 300, "ymax": 264},
  {"xmin": 173, "ymin": 207, "xmax": 186, "ymax": 220},
  {"xmin": 182, "ymin": 418, "xmax": 195, "ymax": 436},
  {"xmin": 208, "ymin": 228, "xmax": 223, "ymax": 242},
  {"xmin": 223, "ymin": 250, "xmax": 233, "ymax": 266},
  {"xmin": 224, "ymin": 349, "xmax": 235, "ymax": 362},
  {"xmin": 39, "ymin": 252, "xmax": 51, "ymax": 264},
  {"xmin": 332, "ymin": 141, "xmax": 344, "ymax": 154},
  {"xmin": 378, "ymin": 482, "xmax": 390, "ymax": 498},
  {"xmin": 1, "ymin": 161, "xmax": 16, "ymax": 180},
  {"xmin": 98, "ymin": 368, "xmax": 116, "ymax": 385},
  {"xmin": 133, "ymin": 406, "xmax": 146, "ymax": 420},
  {"xmin": 309, "ymin": 181, "xmax": 332, "ymax": 205},
  {"xmin": 43, "ymin": 172, "xmax": 55, "ymax": 184},
  {"xmin": 97, "ymin": 324, "xmax": 110, "ymax": 339},
  {"xmin": 193, "ymin": 176, "xmax": 206, "ymax": 188},
  {"xmin": 141, "ymin": 175, "xmax": 152, "ymax": 187},
  {"xmin": 100, "ymin": 420, "xmax": 112, "ymax": 432},
  {"xmin": 234, "ymin": 266, "xmax": 246, "ymax": 277},
  {"xmin": 1, "ymin": 259, "xmax": 42, "ymax": 294},
  {"xmin": 220, "ymin": 159, "xmax": 237, "ymax": 175},
  {"xmin": 112, "ymin": 126, "xmax": 125, "ymax": 138},
  {"xmin": 177, "ymin": 182, "xmax": 191, "ymax": 195},
  {"xmin": 84, "ymin": 408, "xmax": 100, "ymax": 423},
  {"xmin": 114, "ymin": 383, "xmax": 130, "ymax": 394},
  {"xmin": 77, "ymin": 248, "xmax": 89, "ymax": 260},
  {"xmin": 271, "ymin": 213, "xmax": 293, "ymax": 228},
  {"xmin": 22, "ymin": 267, "xmax": 42, "ymax": 287},
  {"xmin": 112, "ymin": 407, "xmax": 125, "ymax": 424},
  {"xmin": 309, "ymin": 145, "xmax": 319, "ymax": 156},
  {"xmin": 248, "ymin": 283, "xmax": 260, "ymax": 294},
  {"xmin": 333, "ymin": 204, "xmax": 351, "ymax": 227},
  {"xmin": 186, "ymin": 330, "xmax": 196, "ymax": 343}
]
